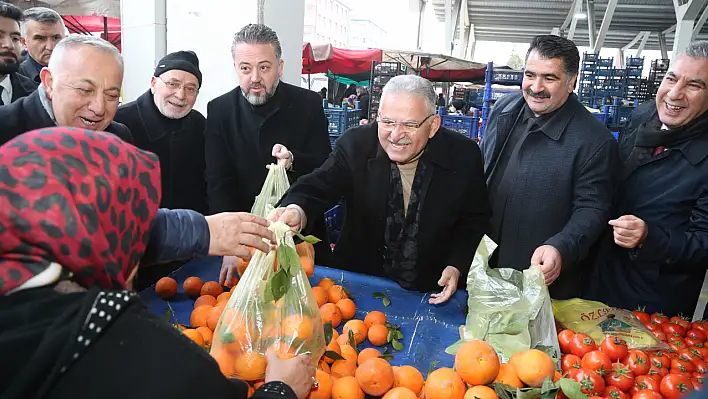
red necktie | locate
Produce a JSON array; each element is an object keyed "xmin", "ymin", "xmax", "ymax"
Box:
[{"xmin": 654, "ymin": 146, "xmax": 665, "ymax": 156}]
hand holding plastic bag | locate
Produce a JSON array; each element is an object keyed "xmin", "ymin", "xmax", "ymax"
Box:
[{"xmin": 251, "ymin": 164, "xmax": 290, "ymax": 218}]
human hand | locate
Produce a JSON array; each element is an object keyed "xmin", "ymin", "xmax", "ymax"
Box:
[
  {"xmin": 429, "ymin": 266, "xmax": 460, "ymax": 304},
  {"xmin": 264, "ymin": 351, "xmax": 315, "ymax": 399},
  {"xmin": 609, "ymin": 215, "xmax": 648, "ymax": 249},
  {"xmin": 531, "ymin": 245, "xmax": 562, "ymax": 285},
  {"xmin": 267, "ymin": 207, "xmax": 303, "ymax": 231},
  {"xmin": 205, "ymin": 212, "xmax": 274, "ymax": 257},
  {"xmin": 270, "ymin": 143, "xmax": 293, "ymax": 170}
]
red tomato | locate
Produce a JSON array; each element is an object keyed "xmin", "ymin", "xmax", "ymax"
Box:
[
  {"xmin": 670, "ymin": 370, "xmax": 694, "ymax": 380},
  {"xmin": 652, "ymin": 352, "xmax": 672, "ymax": 369},
  {"xmin": 606, "ymin": 364, "xmax": 636, "ymax": 392},
  {"xmin": 571, "ymin": 334, "xmax": 598, "ymax": 358},
  {"xmin": 692, "ymin": 345, "xmax": 708, "ymax": 360},
  {"xmin": 602, "ymin": 337, "xmax": 630, "ymax": 362},
  {"xmin": 648, "ymin": 366, "xmax": 670, "ymax": 381},
  {"xmin": 646, "ymin": 323, "xmax": 663, "ymax": 333},
  {"xmin": 691, "ymin": 377, "xmax": 704, "ymax": 390},
  {"xmin": 567, "ymin": 367, "xmax": 583, "ymax": 380},
  {"xmin": 653, "ymin": 331, "xmax": 668, "ymax": 342},
  {"xmin": 671, "ymin": 316, "xmax": 692, "ymax": 330},
  {"xmin": 694, "ymin": 359, "xmax": 708, "ymax": 375},
  {"xmin": 687, "ymin": 329, "xmax": 707, "ymax": 344},
  {"xmin": 626, "ymin": 350, "xmax": 651, "ymax": 376},
  {"xmin": 562, "ymin": 354, "xmax": 583, "ymax": 372},
  {"xmin": 574, "ymin": 368, "xmax": 606, "ymax": 396},
  {"xmin": 559, "ymin": 329, "xmax": 576, "ymax": 354},
  {"xmin": 685, "ymin": 337, "xmax": 701, "ymax": 347},
  {"xmin": 631, "ymin": 389, "xmax": 664, "ymax": 399},
  {"xmin": 672, "ymin": 358, "xmax": 697, "ymax": 373},
  {"xmin": 632, "ymin": 310, "xmax": 651, "ymax": 326},
  {"xmin": 583, "ymin": 351, "xmax": 613, "ymax": 374},
  {"xmin": 660, "ymin": 374, "xmax": 695, "ymax": 399},
  {"xmin": 669, "ymin": 338, "xmax": 687, "ymax": 352},
  {"xmin": 604, "ymin": 386, "xmax": 630, "ymax": 399},
  {"xmin": 663, "ymin": 323, "xmax": 687, "ymax": 337},
  {"xmin": 692, "ymin": 320, "xmax": 708, "ymax": 334},
  {"xmin": 694, "ymin": 372, "xmax": 706, "ymax": 379},
  {"xmin": 590, "ymin": 396, "xmax": 605, "ymax": 399},
  {"xmin": 679, "ymin": 348, "xmax": 704, "ymax": 363},
  {"xmin": 652, "ymin": 313, "xmax": 670, "ymax": 325}
]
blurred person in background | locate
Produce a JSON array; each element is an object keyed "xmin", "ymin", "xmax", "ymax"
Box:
[
  {"xmin": 0, "ymin": 2, "xmax": 37, "ymax": 105},
  {"xmin": 357, "ymin": 85, "xmax": 370, "ymax": 121},
  {"xmin": 19, "ymin": 7, "xmax": 66, "ymax": 84}
]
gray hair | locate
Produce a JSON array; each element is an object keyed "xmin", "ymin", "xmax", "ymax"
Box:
[
  {"xmin": 231, "ymin": 24, "xmax": 282, "ymax": 60},
  {"xmin": 21, "ymin": 7, "xmax": 65, "ymax": 37},
  {"xmin": 678, "ymin": 41, "xmax": 708, "ymax": 59},
  {"xmin": 382, "ymin": 75, "xmax": 436, "ymax": 115},
  {"xmin": 48, "ymin": 34, "xmax": 123, "ymax": 72}
]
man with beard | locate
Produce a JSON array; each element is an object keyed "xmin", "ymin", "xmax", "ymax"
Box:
[
  {"xmin": 205, "ymin": 24, "xmax": 332, "ymax": 286},
  {"xmin": 18, "ymin": 7, "xmax": 66, "ymax": 84},
  {"xmin": 0, "ymin": 34, "xmax": 132, "ymax": 145},
  {"xmin": 0, "ymin": 3, "xmax": 37, "ymax": 105},
  {"xmin": 481, "ymin": 35, "xmax": 618, "ymax": 299},
  {"xmin": 114, "ymin": 50, "xmax": 208, "ymax": 289},
  {"xmin": 586, "ymin": 41, "xmax": 708, "ymax": 317}
]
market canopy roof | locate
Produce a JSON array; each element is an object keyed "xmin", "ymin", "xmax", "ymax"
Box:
[
  {"xmin": 6, "ymin": 0, "xmax": 119, "ymax": 18},
  {"xmin": 382, "ymin": 50, "xmax": 487, "ymax": 82},
  {"xmin": 302, "ymin": 44, "xmax": 382, "ymax": 75}
]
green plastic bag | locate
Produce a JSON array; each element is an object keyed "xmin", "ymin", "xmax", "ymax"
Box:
[
  {"xmin": 446, "ymin": 236, "xmax": 560, "ymax": 363},
  {"xmin": 251, "ymin": 164, "xmax": 290, "ymax": 218}
]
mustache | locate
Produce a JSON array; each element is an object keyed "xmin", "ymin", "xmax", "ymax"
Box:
[
  {"xmin": 388, "ymin": 138, "xmax": 412, "ymax": 145},
  {"xmin": 0, "ymin": 51, "xmax": 17, "ymax": 60},
  {"xmin": 526, "ymin": 88, "xmax": 551, "ymax": 99},
  {"xmin": 249, "ymin": 83, "xmax": 265, "ymax": 90}
]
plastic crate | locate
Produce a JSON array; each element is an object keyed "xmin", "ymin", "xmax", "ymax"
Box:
[
  {"xmin": 329, "ymin": 134, "xmax": 340, "ymax": 149},
  {"xmin": 325, "ymin": 204, "xmax": 343, "ymax": 245},
  {"xmin": 325, "ymin": 107, "xmax": 360, "ymax": 135},
  {"xmin": 441, "ymin": 115, "xmax": 477, "ymax": 139},
  {"xmin": 594, "ymin": 113, "xmax": 608, "ymax": 124}
]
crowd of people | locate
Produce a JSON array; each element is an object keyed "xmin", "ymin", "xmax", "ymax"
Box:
[{"xmin": 1, "ymin": 1, "xmax": 708, "ymax": 398}]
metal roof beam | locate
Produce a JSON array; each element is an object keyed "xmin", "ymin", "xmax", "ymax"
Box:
[
  {"xmin": 561, "ymin": 0, "xmax": 579, "ymax": 31},
  {"xmin": 466, "ymin": 24, "xmax": 476, "ymax": 60},
  {"xmin": 586, "ymin": 0, "xmax": 597, "ymax": 50},
  {"xmin": 658, "ymin": 32, "xmax": 669, "ymax": 58},
  {"xmin": 673, "ymin": 0, "xmax": 708, "ymax": 62},
  {"xmin": 568, "ymin": 0, "xmax": 583, "ymax": 40},
  {"xmin": 636, "ymin": 31, "xmax": 651, "ymax": 57},
  {"xmin": 621, "ymin": 31, "xmax": 646, "ymax": 51},
  {"xmin": 593, "ymin": 0, "xmax": 619, "ymax": 53},
  {"xmin": 692, "ymin": 3, "xmax": 708, "ymax": 40}
]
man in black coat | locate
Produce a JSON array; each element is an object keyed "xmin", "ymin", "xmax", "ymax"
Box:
[
  {"xmin": 586, "ymin": 41, "xmax": 708, "ymax": 317},
  {"xmin": 18, "ymin": 7, "xmax": 66, "ymax": 85},
  {"xmin": 115, "ymin": 50, "xmax": 208, "ymax": 290},
  {"xmin": 271, "ymin": 75, "xmax": 491, "ymax": 304},
  {"xmin": 0, "ymin": 34, "xmax": 132, "ymax": 146},
  {"xmin": 0, "ymin": 3, "xmax": 38, "ymax": 105},
  {"xmin": 206, "ymin": 24, "xmax": 332, "ymax": 286},
  {"xmin": 481, "ymin": 35, "xmax": 618, "ymax": 300}
]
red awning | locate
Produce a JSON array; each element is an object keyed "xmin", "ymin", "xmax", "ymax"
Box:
[
  {"xmin": 62, "ymin": 16, "xmax": 120, "ymax": 34},
  {"xmin": 302, "ymin": 43, "xmax": 382, "ymax": 75}
]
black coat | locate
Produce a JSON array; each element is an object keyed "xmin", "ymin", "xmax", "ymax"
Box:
[
  {"xmin": 280, "ymin": 123, "xmax": 491, "ymax": 292},
  {"xmin": 115, "ymin": 90, "xmax": 208, "ymax": 214},
  {"xmin": 9, "ymin": 72, "xmax": 38, "ymax": 102},
  {"xmin": 205, "ymin": 82, "xmax": 332, "ymax": 263},
  {"xmin": 481, "ymin": 93, "xmax": 619, "ymax": 299},
  {"xmin": 586, "ymin": 105, "xmax": 708, "ymax": 317},
  {"xmin": 18, "ymin": 58, "xmax": 41, "ymax": 84},
  {"xmin": 0, "ymin": 90, "xmax": 133, "ymax": 146}
]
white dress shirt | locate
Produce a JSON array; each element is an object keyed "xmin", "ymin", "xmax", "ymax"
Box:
[{"xmin": 0, "ymin": 74, "xmax": 12, "ymax": 105}]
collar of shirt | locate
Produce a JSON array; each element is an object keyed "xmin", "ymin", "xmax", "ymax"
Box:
[
  {"xmin": 37, "ymin": 84, "xmax": 57, "ymax": 124},
  {"xmin": 0, "ymin": 74, "xmax": 12, "ymax": 104},
  {"xmin": 523, "ymin": 97, "xmax": 574, "ymax": 139}
]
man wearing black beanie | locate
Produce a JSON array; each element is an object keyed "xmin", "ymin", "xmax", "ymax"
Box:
[{"xmin": 115, "ymin": 50, "xmax": 208, "ymax": 289}]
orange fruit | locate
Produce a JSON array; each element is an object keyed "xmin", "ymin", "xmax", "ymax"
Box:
[
  {"xmin": 230, "ymin": 284, "xmax": 238, "ymax": 293},
  {"xmin": 383, "ymin": 387, "xmax": 418, "ymax": 399},
  {"xmin": 211, "ymin": 348, "xmax": 236, "ymax": 377},
  {"xmin": 340, "ymin": 345, "xmax": 358, "ymax": 363},
  {"xmin": 269, "ymin": 341, "xmax": 297, "ymax": 359},
  {"xmin": 514, "ymin": 349, "xmax": 555, "ymax": 388},
  {"xmin": 207, "ymin": 304, "xmax": 226, "ymax": 330},
  {"xmin": 300, "ymin": 255, "xmax": 315, "ymax": 277},
  {"xmin": 320, "ymin": 303, "xmax": 343, "ymax": 328},
  {"xmin": 454, "ymin": 340, "xmax": 500, "ymax": 385},
  {"xmin": 336, "ymin": 333, "xmax": 351, "ymax": 347},
  {"xmin": 312, "ymin": 286, "xmax": 329, "ymax": 307},
  {"xmin": 342, "ymin": 319, "xmax": 368, "ymax": 345},
  {"xmin": 494, "ymin": 363, "xmax": 523, "ymax": 388},
  {"xmin": 155, "ymin": 277, "xmax": 178, "ymax": 299},
  {"xmin": 318, "ymin": 360, "xmax": 331, "ymax": 374},
  {"xmin": 423, "ymin": 368, "xmax": 466, "ymax": 399},
  {"xmin": 182, "ymin": 328, "xmax": 205, "ymax": 346},
  {"xmin": 217, "ymin": 292, "xmax": 232, "ymax": 304},
  {"xmin": 355, "ymin": 357, "xmax": 395, "ymax": 396},
  {"xmin": 393, "ymin": 365, "xmax": 424, "ymax": 395},
  {"xmin": 330, "ymin": 329, "xmax": 340, "ymax": 344},
  {"xmin": 332, "ymin": 376, "xmax": 364, "ymax": 399},
  {"xmin": 323, "ymin": 340, "xmax": 342, "ymax": 364},
  {"xmin": 554, "ymin": 371, "xmax": 562, "ymax": 382},
  {"xmin": 183, "ymin": 276, "xmax": 203, "ymax": 297},
  {"xmin": 331, "ymin": 359, "xmax": 357, "ymax": 378},
  {"xmin": 318, "ymin": 277, "xmax": 335, "ymax": 290},
  {"xmin": 190, "ymin": 305, "xmax": 213, "ymax": 328},
  {"xmin": 233, "ymin": 351, "xmax": 267, "ymax": 381},
  {"xmin": 328, "ymin": 285, "xmax": 348, "ymax": 303},
  {"xmin": 508, "ymin": 351, "xmax": 523, "ymax": 371},
  {"xmin": 364, "ymin": 311, "xmax": 387, "ymax": 329},
  {"xmin": 194, "ymin": 295, "xmax": 217, "ymax": 309},
  {"xmin": 296, "ymin": 241, "xmax": 315, "ymax": 259},
  {"xmin": 358, "ymin": 347, "xmax": 382, "ymax": 365},
  {"xmin": 281, "ymin": 314, "xmax": 314, "ymax": 340},
  {"xmin": 196, "ymin": 326, "xmax": 213, "ymax": 347},
  {"xmin": 368, "ymin": 324, "xmax": 389, "ymax": 346},
  {"xmin": 236, "ymin": 257, "xmax": 249, "ymax": 276},
  {"xmin": 253, "ymin": 380, "xmax": 265, "ymax": 390},
  {"xmin": 336, "ymin": 298, "xmax": 357, "ymax": 320},
  {"xmin": 464, "ymin": 386, "xmax": 498, "ymax": 399},
  {"xmin": 308, "ymin": 369, "xmax": 333, "ymax": 399},
  {"xmin": 201, "ymin": 281, "xmax": 224, "ymax": 297}
]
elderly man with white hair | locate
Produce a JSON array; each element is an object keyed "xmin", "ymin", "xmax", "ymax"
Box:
[
  {"xmin": 0, "ymin": 34, "xmax": 132, "ymax": 145},
  {"xmin": 268, "ymin": 74, "xmax": 491, "ymax": 304}
]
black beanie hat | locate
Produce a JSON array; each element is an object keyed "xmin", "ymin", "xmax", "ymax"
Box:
[{"xmin": 154, "ymin": 50, "xmax": 202, "ymax": 88}]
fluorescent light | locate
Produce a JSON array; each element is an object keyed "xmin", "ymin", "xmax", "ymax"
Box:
[{"xmin": 574, "ymin": 12, "xmax": 587, "ymax": 19}]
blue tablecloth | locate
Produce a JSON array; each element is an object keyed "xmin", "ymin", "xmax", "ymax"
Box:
[{"xmin": 140, "ymin": 257, "xmax": 468, "ymax": 372}]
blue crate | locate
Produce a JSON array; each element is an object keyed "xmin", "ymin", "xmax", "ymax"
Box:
[
  {"xmin": 441, "ymin": 115, "xmax": 477, "ymax": 139},
  {"xmin": 329, "ymin": 134, "xmax": 340, "ymax": 149},
  {"xmin": 602, "ymin": 105, "xmax": 635, "ymax": 127},
  {"xmin": 597, "ymin": 58, "xmax": 614, "ymax": 67},
  {"xmin": 325, "ymin": 204, "xmax": 343, "ymax": 244},
  {"xmin": 325, "ymin": 107, "xmax": 360, "ymax": 135},
  {"xmin": 626, "ymin": 57, "xmax": 644, "ymax": 67},
  {"xmin": 594, "ymin": 113, "xmax": 608, "ymax": 124}
]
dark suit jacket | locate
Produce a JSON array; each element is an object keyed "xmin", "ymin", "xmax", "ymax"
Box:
[
  {"xmin": 0, "ymin": 90, "xmax": 134, "ymax": 146},
  {"xmin": 481, "ymin": 93, "xmax": 619, "ymax": 299},
  {"xmin": 280, "ymin": 123, "xmax": 491, "ymax": 292},
  {"xmin": 18, "ymin": 58, "xmax": 41, "ymax": 84},
  {"xmin": 9, "ymin": 72, "xmax": 38, "ymax": 102},
  {"xmin": 205, "ymin": 82, "xmax": 333, "ymax": 263}
]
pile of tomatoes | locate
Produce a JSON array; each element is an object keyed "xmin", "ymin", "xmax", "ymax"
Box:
[
  {"xmin": 631, "ymin": 311, "xmax": 708, "ymax": 352},
  {"xmin": 558, "ymin": 323, "xmax": 707, "ymax": 399}
]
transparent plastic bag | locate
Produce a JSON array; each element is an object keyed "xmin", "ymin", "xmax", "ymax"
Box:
[
  {"xmin": 446, "ymin": 235, "xmax": 561, "ymax": 363},
  {"xmin": 251, "ymin": 164, "xmax": 290, "ymax": 218},
  {"xmin": 210, "ymin": 222, "xmax": 325, "ymax": 381}
]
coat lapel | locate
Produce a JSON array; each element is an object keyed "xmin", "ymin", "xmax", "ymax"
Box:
[
  {"xmin": 367, "ymin": 143, "xmax": 391, "ymax": 234},
  {"xmin": 486, "ymin": 95, "xmax": 526, "ymax": 178}
]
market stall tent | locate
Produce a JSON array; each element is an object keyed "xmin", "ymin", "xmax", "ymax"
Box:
[
  {"xmin": 62, "ymin": 15, "xmax": 121, "ymax": 51},
  {"xmin": 6, "ymin": 0, "xmax": 119, "ymax": 18},
  {"xmin": 381, "ymin": 50, "xmax": 487, "ymax": 82}
]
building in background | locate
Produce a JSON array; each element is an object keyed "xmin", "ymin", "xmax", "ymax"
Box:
[
  {"xmin": 303, "ymin": 0, "xmax": 350, "ymax": 48},
  {"xmin": 348, "ymin": 18, "xmax": 386, "ymax": 49}
]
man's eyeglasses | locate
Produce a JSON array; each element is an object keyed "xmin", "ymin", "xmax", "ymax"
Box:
[
  {"xmin": 156, "ymin": 77, "xmax": 199, "ymax": 97},
  {"xmin": 377, "ymin": 114, "xmax": 434, "ymax": 134}
]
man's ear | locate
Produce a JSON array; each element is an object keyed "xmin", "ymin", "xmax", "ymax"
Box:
[
  {"xmin": 39, "ymin": 68, "xmax": 53, "ymax": 99},
  {"xmin": 429, "ymin": 115, "xmax": 441, "ymax": 139},
  {"xmin": 20, "ymin": 36, "xmax": 27, "ymax": 50},
  {"xmin": 278, "ymin": 59, "xmax": 284, "ymax": 78},
  {"xmin": 150, "ymin": 76, "xmax": 158, "ymax": 94}
]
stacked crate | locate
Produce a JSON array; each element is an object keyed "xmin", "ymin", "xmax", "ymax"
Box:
[
  {"xmin": 624, "ymin": 57, "xmax": 645, "ymax": 103},
  {"xmin": 578, "ymin": 52, "xmax": 598, "ymax": 106},
  {"xmin": 648, "ymin": 59, "xmax": 670, "ymax": 100}
]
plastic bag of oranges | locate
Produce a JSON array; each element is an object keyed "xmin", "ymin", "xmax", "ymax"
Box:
[
  {"xmin": 250, "ymin": 163, "xmax": 289, "ymax": 218},
  {"xmin": 210, "ymin": 221, "xmax": 325, "ymax": 381}
]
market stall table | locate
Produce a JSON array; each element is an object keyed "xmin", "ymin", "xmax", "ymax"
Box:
[{"xmin": 140, "ymin": 257, "xmax": 468, "ymax": 372}]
